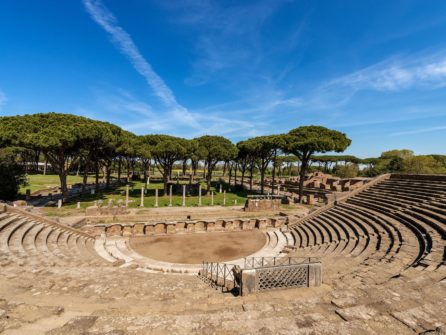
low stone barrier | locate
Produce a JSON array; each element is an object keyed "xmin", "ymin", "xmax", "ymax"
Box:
[{"xmin": 88, "ymin": 216, "xmax": 288, "ymax": 237}]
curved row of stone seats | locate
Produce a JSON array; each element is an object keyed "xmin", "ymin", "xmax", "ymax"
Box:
[
  {"xmin": 0, "ymin": 207, "xmax": 110, "ymax": 270},
  {"xmin": 347, "ymin": 178, "xmax": 446, "ymax": 271},
  {"xmin": 287, "ymin": 174, "xmax": 446, "ymax": 285}
]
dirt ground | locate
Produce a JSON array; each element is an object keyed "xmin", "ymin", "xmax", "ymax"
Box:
[{"xmin": 129, "ymin": 230, "xmax": 266, "ymax": 264}]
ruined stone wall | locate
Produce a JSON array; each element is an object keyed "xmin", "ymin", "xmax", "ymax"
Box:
[
  {"xmin": 244, "ymin": 198, "xmax": 282, "ymax": 212},
  {"xmin": 87, "ymin": 216, "xmax": 288, "ymax": 237}
]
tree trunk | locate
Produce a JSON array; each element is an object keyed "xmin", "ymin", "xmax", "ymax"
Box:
[
  {"xmin": 260, "ymin": 165, "xmax": 265, "ymax": 195},
  {"xmin": 298, "ymin": 159, "xmax": 308, "ymax": 203},
  {"xmin": 106, "ymin": 166, "xmax": 111, "ymax": 189},
  {"xmin": 82, "ymin": 167, "xmax": 88, "ymax": 196},
  {"xmin": 249, "ymin": 164, "xmax": 254, "ymax": 191},
  {"xmin": 163, "ymin": 173, "xmax": 169, "ymax": 195},
  {"xmin": 117, "ymin": 157, "xmax": 122, "ymax": 182},
  {"xmin": 271, "ymin": 151, "xmax": 277, "ymax": 194},
  {"xmin": 206, "ymin": 166, "xmax": 212, "ymax": 192},
  {"xmin": 234, "ymin": 163, "xmax": 238, "ymax": 186},
  {"xmin": 95, "ymin": 161, "xmax": 100, "ymax": 193},
  {"xmin": 126, "ymin": 158, "xmax": 131, "ymax": 181},
  {"xmin": 228, "ymin": 162, "xmax": 233, "ymax": 186},
  {"xmin": 182, "ymin": 159, "xmax": 187, "ymax": 176},
  {"xmin": 58, "ymin": 171, "xmax": 68, "ymax": 201},
  {"xmin": 240, "ymin": 165, "xmax": 246, "ymax": 188}
]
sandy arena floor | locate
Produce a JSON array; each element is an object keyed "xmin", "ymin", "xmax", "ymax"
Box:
[{"xmin": 129, "ymin": 230, "xmax": 266, "ymax": 264}]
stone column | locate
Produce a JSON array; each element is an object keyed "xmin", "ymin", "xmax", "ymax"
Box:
[
  {"xmin": 57, "ymin": 199, "xmax": 62, "ymax": 209},
  {"xmin": 125, "ymin": 185, "xmax": 129, "ymax": 207},
  {"xmin": 223, "ymin": 190, "xmax": 226, "ymax": 206},
  {"xmin": 169, "ymin": 185, "xmax": 173, "ymax": 207},
  {"xmin": 77, "ymin": 202, "xmax": 80, "ymax": 209},
  {"xmin": 211, "ymin": 191, "xmax": 214, "ymax": 206},
  {"xmin": 198, "ymin": 184, "xmax": 202, "ymax": 206},
  {"xmin": 140, "ymin": 187, "xmax": 145, "ymax": 207},
  {"xmin": 155, "ymin": 188, "xmax": 159, "ymax": 207},
  {"xmin": 182, "ymin": 185, "xmax": 186, "ymax": 206}
]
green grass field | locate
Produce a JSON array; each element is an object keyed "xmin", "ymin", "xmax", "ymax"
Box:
[
  {"xmin": 23, "ymin": 174, "xmax": 249, "ymax": 214},
  {"xmin": 20, "ymin": 174, "xmax": 85, "ymax": 194}
]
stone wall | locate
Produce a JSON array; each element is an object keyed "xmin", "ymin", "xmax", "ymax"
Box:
[
  {"xmin": 87, "ymin": 216, "xmax": 288, "ymax": 237},
  {"xmin": 244, "ymin": 198, "xmax": 282, "ymax": 212}
]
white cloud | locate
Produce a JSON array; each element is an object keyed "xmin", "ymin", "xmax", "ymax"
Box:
[
  {"xmin": 326, "ymin": 54, "xmax": 446, "ymax": 93},
  {"xmin": 82, "ymin": 0, "xmax": 203, "ymax": 131},
  {"xmin": 391, "ymin": 125, "xmax": 446, "ymax": 136},
  {"xmin": 305, "ymin": 52, "xmax": 446, "ymax": 109}
]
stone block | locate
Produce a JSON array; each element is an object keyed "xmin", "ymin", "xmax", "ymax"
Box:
[
  {"xmin": 308, "ymin": 263, "xmax": 322, "ymax": 287},
  {"xmin": 206, "ymin": 221, "xmax": 215, "ymax": 232},
  {"xmin": 132, "ymin": 223, "xmax": 145, "ymax": 236},
  {"xmin": 195, "ymin": 221, "xmax": 205, "ymax": 232},
  {"xmin": 144, "ymin": 224, "xmax": 155, "ymax": 235},
  {"xmin": 241, "ymin": 269, "xmax": 257, "ymax": 296},
  {"xmin": 107, "ymin": 224, "xmax": 122, "ymax": 236},
  {"xmin": 175, "ymin": 222, "xmax": 186, "ymax": 233},
  {"xmin": 233, "ymin": 220, "xmax": 243, "ymax": 230},
  {"xmin": 122, "ymin": 225, "xmax": 133, "ymax": 237},
  {"xmin": 214, "ymin": 220, "xmax": 224, "ymax": 231},
  {"xmin": 155, "ymin": 223, "xmax": 166, "ymax": 234},
  {"xmin": 166, "ymin": 224, "xmax": 176, "ymax": 234},
  {"xmin": 242, "ymin": 219, "xmax": 252, "ymax": 230},
  {"xmin": 224, "ymin": 220, "xmax": 233, "ymax": 231},
  {"xmin": 186, "ymin": 222, "xmax": 195, "ymax": 233},
  {"xmin": 92, "ymin": 225, "xmax": 105, "ymax": 237},
  {"xmin": 257, "ymin": 219, "xmax": 267, "ymax": 230}
]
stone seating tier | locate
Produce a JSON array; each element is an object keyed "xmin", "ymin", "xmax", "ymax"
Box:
[{"xmin": 0, "ymin": 174, "xmax": 445, "ymax": 333}]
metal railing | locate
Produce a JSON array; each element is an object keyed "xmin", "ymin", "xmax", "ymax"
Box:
[
  {"xmin": 244, "ymin": 257, "xmax": 321, "ymax": 269},
  {"xmin": 199, "ymin": 262, "xmax": 239, "ymax": 292}
]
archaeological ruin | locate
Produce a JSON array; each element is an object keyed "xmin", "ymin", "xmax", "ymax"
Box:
[{"xmin": 0, "ymin": 173, "xmax": 445, "ymax": 333}]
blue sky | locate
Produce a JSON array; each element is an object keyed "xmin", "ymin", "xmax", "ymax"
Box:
[{"xmin": 1, "ymin": 0, "xmax": 446, "ymax": 157}]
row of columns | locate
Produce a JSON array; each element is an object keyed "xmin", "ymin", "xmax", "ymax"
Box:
[{"xmin": 126, "ymin": 184, "xmax": 230, "ymax": 207}]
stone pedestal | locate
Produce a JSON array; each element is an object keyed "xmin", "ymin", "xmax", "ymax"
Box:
[
  {"xmin": 241, "ymin": 269, "xmax": 257, "ymax": 296},
  {"xmin": 308, "ymin": 263, "xmax": 323, "ymax": 287}
]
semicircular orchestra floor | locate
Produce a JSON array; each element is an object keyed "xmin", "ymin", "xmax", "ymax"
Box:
[{"xmin": 129, "ymin": 230, "xmax": 266, "ymax": 264}]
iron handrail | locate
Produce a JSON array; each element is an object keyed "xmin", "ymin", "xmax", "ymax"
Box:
[{"xmin": 244, "ymin": 256, "xmax": 320, "ymax": 269}]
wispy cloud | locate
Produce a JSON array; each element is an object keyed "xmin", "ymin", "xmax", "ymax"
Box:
[
  {"xmin": 304, "ymin": 52, "xmax": 446, "ymax": 109},
  {"xmin": 330, "ymin": 56, "xmax": 446, "ymax": 92},
  {"xmin": 83, "ymin": 0, "xmax": 177, "ymax": 107},
  {"xmin": 391, "ymin": 125, "xmax": 446, "ymax": 136},
  {"xmin": 82, "ymin": 0, "xmax": 202, "ymax": 130}
]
